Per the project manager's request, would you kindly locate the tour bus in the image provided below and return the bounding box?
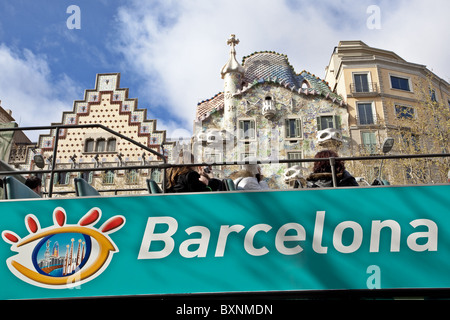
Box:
[0,124,449,300]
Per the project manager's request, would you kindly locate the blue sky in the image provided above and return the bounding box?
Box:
[0,0,449,141]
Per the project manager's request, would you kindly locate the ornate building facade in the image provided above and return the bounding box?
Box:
[193,35,349,188]
[14,73,175,196]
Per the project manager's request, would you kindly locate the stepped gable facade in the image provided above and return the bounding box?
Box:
[23,73,174,195]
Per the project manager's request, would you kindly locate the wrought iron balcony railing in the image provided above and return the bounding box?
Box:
[350,82,379,95]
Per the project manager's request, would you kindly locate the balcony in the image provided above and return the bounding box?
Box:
[349,82,379,97]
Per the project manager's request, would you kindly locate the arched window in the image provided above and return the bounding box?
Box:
[85,139,94,152]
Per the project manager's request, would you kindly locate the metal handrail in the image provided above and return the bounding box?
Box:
[349,82,379,94]
[1,124,449,195]
[3,153,445,173]
[1,154,448,193]
[0,124,167,197]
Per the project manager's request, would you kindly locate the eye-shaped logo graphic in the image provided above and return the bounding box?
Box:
[2,207,125,289]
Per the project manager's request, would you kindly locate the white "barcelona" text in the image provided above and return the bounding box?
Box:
[137,211,437,259]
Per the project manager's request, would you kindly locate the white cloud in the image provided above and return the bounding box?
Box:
[115,0,339,135]
[1,0,447,144]
[0,44,81,141]
[364,0,450,80]
[114,0,449,139]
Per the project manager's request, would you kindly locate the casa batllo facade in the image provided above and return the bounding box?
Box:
[193,35,349,189]
[17,73,174,196]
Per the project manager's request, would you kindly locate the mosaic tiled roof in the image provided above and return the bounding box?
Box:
[196,51,346,121]
[243,52,298,87]
[238,51,345,103]
[196,92,224,121]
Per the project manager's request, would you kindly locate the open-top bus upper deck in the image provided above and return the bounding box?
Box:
[1,125,449,300]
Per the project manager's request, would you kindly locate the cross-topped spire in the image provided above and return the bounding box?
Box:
[221,34,244,79]
[227,34,240,53]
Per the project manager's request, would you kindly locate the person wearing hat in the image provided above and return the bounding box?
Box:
[230,157,269,191]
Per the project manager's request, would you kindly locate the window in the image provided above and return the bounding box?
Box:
[395,104,415,119]
[204,151,222,164]
[240,152,255,161]
[60,172,70,185]
[357,102,375,125]
[151,169,162,183]
[78,171,93,184]
[102,170,115,184]
[85,137,116,153]
[239,120,255,140]
[390,76,410,91]
[317,115,340,130]
[85,139,94,152]
[54,172,70,185]
[401,132,420,152]
[287,152,302,167]
[96,138,106,152]
[285,118,302,139]
[361,132,377,154]
[107,138,116,152]
[354,73,370,92]
[125,169,139,184]
[319,116,333,130]
[430,89,437,102]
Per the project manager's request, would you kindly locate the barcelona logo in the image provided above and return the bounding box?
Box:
[2,207,125,289]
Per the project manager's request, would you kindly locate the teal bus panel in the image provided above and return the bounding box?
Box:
[0,185,448,299]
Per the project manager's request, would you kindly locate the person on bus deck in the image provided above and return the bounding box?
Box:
[306,150,359,188]
[25,176,42,195]
[199,165,223,191]
[231,158,270,191]
[166,151,217,193]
